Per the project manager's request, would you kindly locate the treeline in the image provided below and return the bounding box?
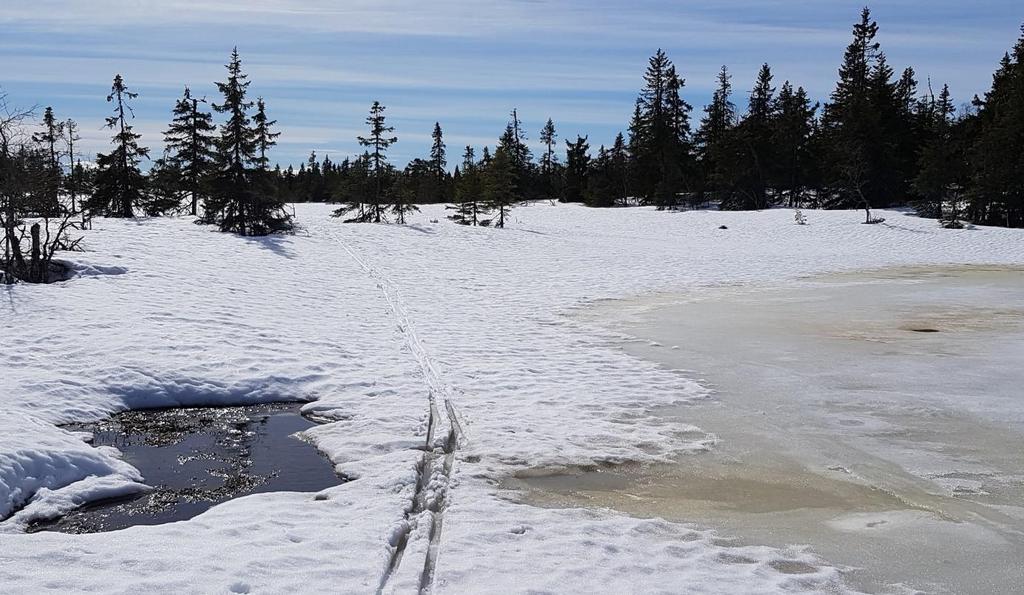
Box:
[4,8,1024,282]
[280,9,1024,229]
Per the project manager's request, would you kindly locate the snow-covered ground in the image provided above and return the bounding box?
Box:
[1,204,1021,593]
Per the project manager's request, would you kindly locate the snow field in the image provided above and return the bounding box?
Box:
[2,203,1022,592]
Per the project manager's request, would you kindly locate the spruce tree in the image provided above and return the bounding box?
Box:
[430,122,447,202]
[164,86,216,215]
[968,26,1024,227]
[633,49,692,208]
[820,8,912,213]
[563,135,590,203]
[498,109,533,197]
[63,118,81,213]
[253,97,280,173]
[539,118,559,199]
[771,82,819,206]
[351,101,398,223]
[449,145,487,225]
[721,63,777,210]
[32,106,63,214]
[203,48,291,235]
[484,146,517,228]
[913,84,963,225]
[91,74,149,218]
[695,66,736,205]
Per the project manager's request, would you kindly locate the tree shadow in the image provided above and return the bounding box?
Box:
[240,234,298,259]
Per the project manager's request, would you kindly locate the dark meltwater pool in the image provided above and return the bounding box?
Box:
[31,403,340,534]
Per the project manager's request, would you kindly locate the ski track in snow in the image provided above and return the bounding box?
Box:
[316,222,461,594]
[1,203,1022,593]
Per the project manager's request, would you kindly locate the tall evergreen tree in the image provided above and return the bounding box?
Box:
[429,122,447,202]
[253,97,280,173]
[449,145,487,225]
[968,26,1024,227]
[484,146,517,228]
[820,8,911,214]
[498,108,533,197]
[63,118,81,213]
[203,48,291,235]
[913,84,964,224]
[32,106,62,214]
[91,74,149,218]
[563,135,590,203]
[164,86,216,215]
[539,118,559,199]
[771,82,819,206]
[720,63,777,210]
[695,66,736,205]
[633,49,693,207]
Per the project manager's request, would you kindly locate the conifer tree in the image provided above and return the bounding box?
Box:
[913,84,963,225]
[344,101,399,223]
[483,146,517,228]
[820,8,911,213]
[429,122,447,202]
[633,49,692,208]
[203,48,291,235]
[695,66,736,204]
[563,135,590,203]
[968,26,1024,227]
[449,145,488,225]
[720,63,777,210]
[771,82,818,206]
[32,106,63,214]
[164,86,216,215]
[539,118,559,199]
[498,108,533,197]
[63,118,81,213]
[91,74,149,218]
[253,97,280,173]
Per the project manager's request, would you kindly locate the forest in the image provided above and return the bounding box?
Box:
[3,8,1024,284]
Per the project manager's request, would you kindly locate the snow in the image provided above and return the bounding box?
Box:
[2,203,1022,593]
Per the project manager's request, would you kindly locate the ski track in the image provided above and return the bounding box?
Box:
[317,223,462,595]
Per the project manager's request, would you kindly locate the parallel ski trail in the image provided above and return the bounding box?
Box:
[317,224,463,595]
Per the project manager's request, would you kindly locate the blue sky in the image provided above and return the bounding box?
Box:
[2,1,1021,169]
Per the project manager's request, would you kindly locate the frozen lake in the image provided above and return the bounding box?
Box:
[514,266,1024,594]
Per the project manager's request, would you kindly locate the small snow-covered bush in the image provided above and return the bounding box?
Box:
[794,209,808,225]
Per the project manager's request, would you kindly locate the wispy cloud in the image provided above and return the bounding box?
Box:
[2,0,1019,166]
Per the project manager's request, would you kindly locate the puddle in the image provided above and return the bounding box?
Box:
[543,266,1024,594]
[32,403,340,533]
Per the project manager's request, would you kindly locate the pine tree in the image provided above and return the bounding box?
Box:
[91,74,149,218]
[164,86,216,215]
[203,48,291,235]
